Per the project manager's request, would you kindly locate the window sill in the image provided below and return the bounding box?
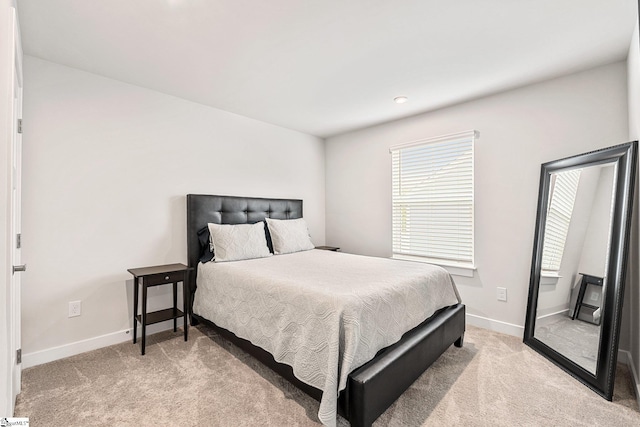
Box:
[392,255,476,277]
[540,272,561,286]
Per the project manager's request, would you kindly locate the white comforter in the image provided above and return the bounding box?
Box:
[193,249,460,426]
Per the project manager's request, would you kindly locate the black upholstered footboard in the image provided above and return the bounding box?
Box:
[342,303,465,427]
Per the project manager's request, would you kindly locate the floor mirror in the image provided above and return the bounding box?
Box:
[524,141,637,400]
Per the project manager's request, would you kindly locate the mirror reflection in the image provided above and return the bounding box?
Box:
[525,141,637,400]
[533,162,616,374]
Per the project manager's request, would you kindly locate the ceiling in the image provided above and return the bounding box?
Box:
[18,0,638,138]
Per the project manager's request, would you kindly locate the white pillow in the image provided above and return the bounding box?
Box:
[208,222,272,262]
[265,218,315,255]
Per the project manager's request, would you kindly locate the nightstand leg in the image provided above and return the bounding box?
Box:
[173,282,178,332]
[183,277,188,341]
[133,277,138,344]
[141,284,147,355]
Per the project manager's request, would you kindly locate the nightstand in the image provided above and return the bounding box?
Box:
[572,273,604,325]
[315,246,340,252]
[127,263,192,355]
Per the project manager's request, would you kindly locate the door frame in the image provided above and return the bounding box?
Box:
[8,2,23,414]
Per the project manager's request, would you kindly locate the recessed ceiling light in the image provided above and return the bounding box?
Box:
[394,96,408,104]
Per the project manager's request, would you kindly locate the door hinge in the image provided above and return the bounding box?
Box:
[16,233,21,249]
[16,349,21,364]
[17,118,22,134]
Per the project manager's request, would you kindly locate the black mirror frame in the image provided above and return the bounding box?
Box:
[524,141,638,400]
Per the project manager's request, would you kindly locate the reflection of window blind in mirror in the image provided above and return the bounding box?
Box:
[390,130,476,266]
[542,169,581,272]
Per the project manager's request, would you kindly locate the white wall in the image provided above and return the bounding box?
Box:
[325,62,629,335]
[21,56,325,360]
[577,166,615,278]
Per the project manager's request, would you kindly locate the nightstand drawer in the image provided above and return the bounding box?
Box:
[144,270,186,286]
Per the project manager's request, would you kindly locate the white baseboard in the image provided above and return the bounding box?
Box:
[22,320,176,369]
[466,313,524,337]
[618,349,640,410]
[536,308,570,320]
[23,313,524,368]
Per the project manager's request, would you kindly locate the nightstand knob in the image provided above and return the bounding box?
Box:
[165,275,170,280]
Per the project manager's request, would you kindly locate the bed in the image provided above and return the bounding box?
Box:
[186,194,465,427]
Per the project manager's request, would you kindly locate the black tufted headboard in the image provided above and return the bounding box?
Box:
[186,194,303,299]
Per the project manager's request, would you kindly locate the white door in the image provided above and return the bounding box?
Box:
[9,5,23,413]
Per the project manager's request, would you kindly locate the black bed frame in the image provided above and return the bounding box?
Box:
[186,194,465,427]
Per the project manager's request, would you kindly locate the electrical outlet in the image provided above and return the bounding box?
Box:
[497,287,507,302]
[68,300,81,318]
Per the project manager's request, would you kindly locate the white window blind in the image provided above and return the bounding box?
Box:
[541,169,581,272]
[391,130,476,267]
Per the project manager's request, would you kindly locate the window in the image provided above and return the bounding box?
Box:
[390,130,477,270]
[541,169,581,273]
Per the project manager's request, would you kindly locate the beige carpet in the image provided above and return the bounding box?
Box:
[15,325,640,426]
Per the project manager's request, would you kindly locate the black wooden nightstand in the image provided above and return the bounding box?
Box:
[127,263,192,355]
[572,273,604,325]
[315,246,340,252]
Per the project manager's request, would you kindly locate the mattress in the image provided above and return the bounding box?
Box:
[193,249,460,426]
